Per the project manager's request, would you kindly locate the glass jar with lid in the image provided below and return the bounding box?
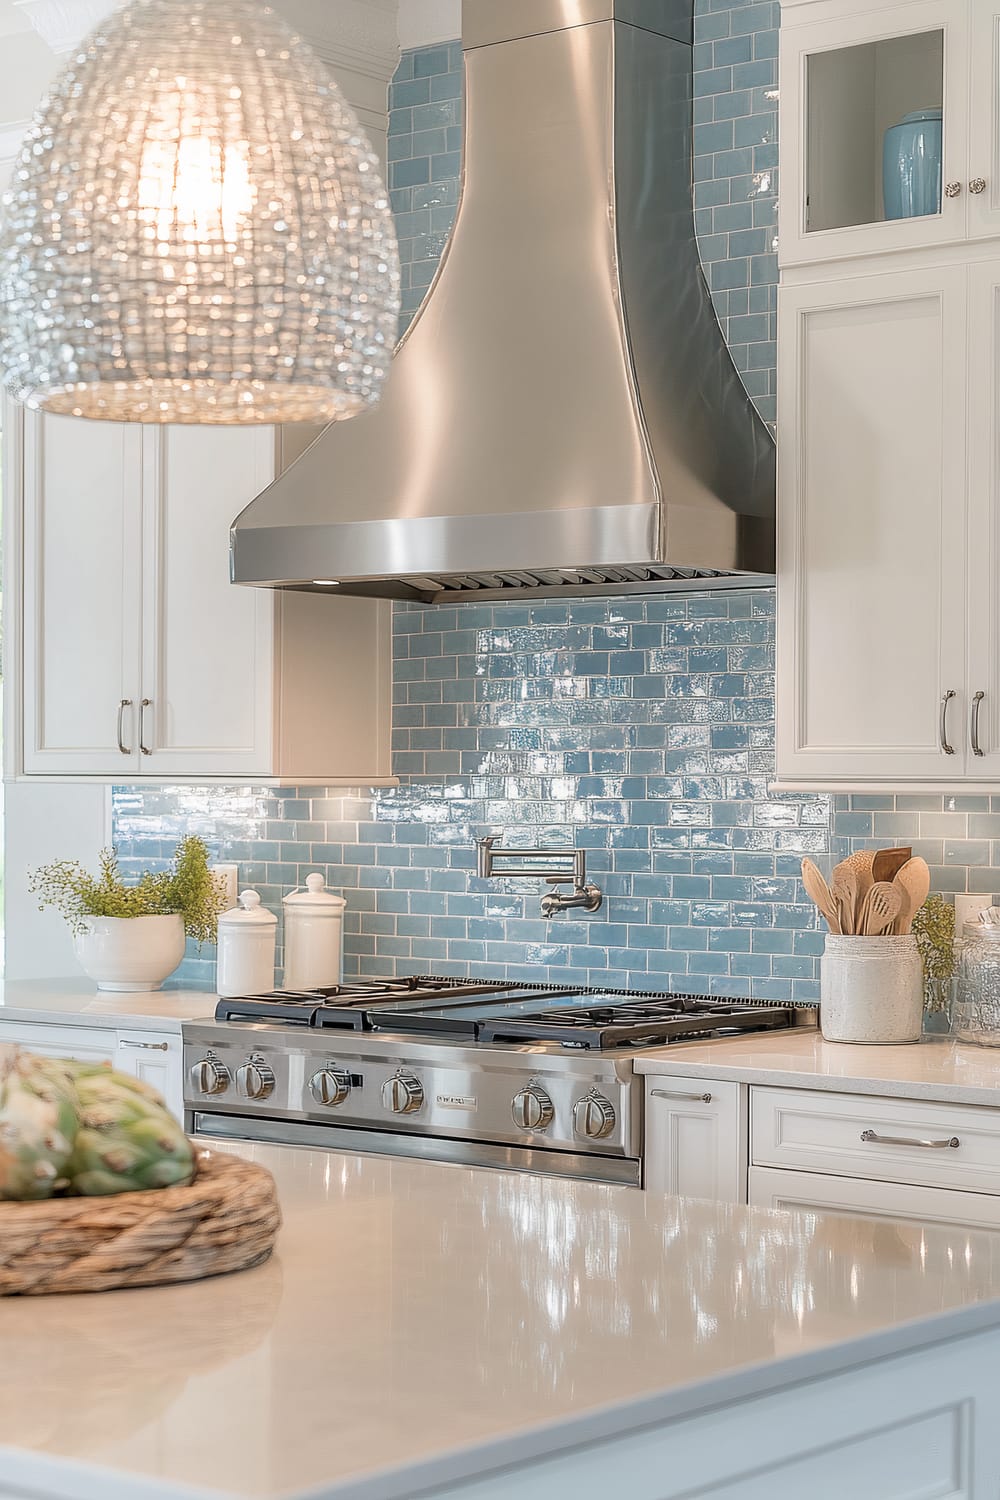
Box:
[953,921,1000,1047]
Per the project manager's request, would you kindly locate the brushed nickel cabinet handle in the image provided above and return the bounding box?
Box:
[118,1039,169,1052]
[944,181,963,198]
[117,699,133,756]
[940,690,956,755]
[140,698,153,756]
[971,177,988,194]
[651,1089,713,1104]
[861,1129,960,1150]
[972,691,986,757]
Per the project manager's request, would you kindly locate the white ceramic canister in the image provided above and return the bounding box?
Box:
[820,934,923,1044]
[216,891,278,998]
[283,874,347,989]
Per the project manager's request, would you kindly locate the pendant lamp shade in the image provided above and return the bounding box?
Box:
[0,0,401,424]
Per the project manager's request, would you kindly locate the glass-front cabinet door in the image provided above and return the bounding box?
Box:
[780,0,968,267]
[969,6,1000,240]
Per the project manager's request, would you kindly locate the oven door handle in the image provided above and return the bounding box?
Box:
[189,1111,642,1187]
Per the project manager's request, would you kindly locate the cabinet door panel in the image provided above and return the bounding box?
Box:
[965,263,1000,771]
[749,1166,1000,1232]
[141,426,275,776]
[21,412,142,774]
[776,267,968,782]
[779,0,968,269]
[644,1077,746,1202]
[116,1031,183,1120]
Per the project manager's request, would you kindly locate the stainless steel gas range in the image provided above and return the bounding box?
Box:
[184,979,796,1186]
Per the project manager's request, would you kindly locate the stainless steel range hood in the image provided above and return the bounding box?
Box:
[231,0,776,604]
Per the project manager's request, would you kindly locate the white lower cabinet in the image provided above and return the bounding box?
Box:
[114,1030,184,1121]
[643,1074,1000,1229]
[643,1076,747,1202]
[749,1166,1000,1232]
[0,1019,183,1121]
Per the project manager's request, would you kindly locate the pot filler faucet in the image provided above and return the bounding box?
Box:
[475,837,603,918]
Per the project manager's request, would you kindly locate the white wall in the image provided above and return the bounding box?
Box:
[398,0,461,49]
[4,785,110,977]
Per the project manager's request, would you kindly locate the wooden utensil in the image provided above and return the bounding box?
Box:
[801,858,840,933]
[831,866,861,935]
[838,849,876,911]
[891,857,931,934]
[859,882,903,936]
[872,846,912,885]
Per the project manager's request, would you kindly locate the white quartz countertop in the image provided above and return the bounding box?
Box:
[0,977,216,1032]
[3,1141,1000,1500]
[635,1026,1000,1104]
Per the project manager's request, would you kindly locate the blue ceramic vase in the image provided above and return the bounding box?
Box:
[883,108,943,220]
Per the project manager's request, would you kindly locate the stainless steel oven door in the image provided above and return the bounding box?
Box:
[190,1110,641,1187]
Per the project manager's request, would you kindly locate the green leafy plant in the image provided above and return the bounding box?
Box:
[911,892,956,1013]
[29,837,227,945]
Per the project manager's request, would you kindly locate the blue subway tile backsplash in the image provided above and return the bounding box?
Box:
[110,3,1000,999]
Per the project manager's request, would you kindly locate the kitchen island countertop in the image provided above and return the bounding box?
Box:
[3,1140,1000,1499]
[0,977,216,1032]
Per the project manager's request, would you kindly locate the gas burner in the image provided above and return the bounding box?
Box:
[476,996,796,1050]
[214,976,519,1026]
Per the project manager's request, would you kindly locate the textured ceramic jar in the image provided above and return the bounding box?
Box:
[820,935,923,1044]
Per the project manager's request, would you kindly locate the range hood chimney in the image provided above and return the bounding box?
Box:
[231,0,776,603]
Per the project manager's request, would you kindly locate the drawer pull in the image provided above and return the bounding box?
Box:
[651,1089,713,1104]
[861,1128,960,1150]
[118,1040,170,1052]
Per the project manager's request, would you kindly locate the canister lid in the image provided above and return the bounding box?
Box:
[964,919,1000,944]
[283,873,347,912]
[218,890,277,927]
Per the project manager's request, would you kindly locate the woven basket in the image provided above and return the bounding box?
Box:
[0,1149,280,1297]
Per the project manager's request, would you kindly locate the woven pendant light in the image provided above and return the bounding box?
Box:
[0,0,401,424]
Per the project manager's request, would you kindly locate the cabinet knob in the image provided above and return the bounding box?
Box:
[971,177,988,194]
[944,181,962,198]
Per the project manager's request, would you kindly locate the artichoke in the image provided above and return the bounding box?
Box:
[64,1065,194,1196]
[0,1048,79,1200]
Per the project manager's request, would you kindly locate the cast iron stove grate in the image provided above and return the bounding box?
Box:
[477,997,796,1050]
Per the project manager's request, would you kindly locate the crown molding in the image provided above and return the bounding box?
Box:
[283,0,400,85]
[12,0,119,55]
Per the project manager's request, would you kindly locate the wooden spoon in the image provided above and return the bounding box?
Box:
[872,846,912,885]
[891,857,931,934]
[831,866,860,936]
[860,882,903,936]
[801,858,840,933]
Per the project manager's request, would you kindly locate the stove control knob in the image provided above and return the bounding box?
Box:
[190,1057,230,1096]
[310,1068,351,1108]
[574,1091,616,1140]
[512,1085,554,1132]
[382,1072,424,1114]
[236,1059,275,1102]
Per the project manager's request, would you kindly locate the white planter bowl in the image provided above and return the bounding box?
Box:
[73,914,186,993]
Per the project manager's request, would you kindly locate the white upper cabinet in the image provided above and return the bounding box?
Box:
[20,414,142,776]
[776,265,969,782]
[776,0,1000,788]
[11,406,393,783]
[780,0,969,267]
